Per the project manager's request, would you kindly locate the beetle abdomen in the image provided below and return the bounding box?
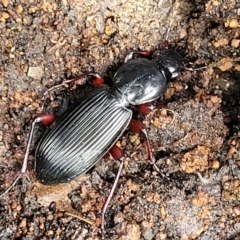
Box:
[35,86,132,184]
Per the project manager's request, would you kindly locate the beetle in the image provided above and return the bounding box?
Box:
[1,41,205,239]
[35,48,184,184]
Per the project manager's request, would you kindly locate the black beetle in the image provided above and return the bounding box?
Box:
[2,44,205,239]
[35,48,184,184]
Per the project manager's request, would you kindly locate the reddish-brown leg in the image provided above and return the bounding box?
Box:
[0,114,56,197]
[137,102,156,115]
[137,100,165,115]
[101,103,166,238]
[129,119,170,179]
[129,119,154,164]
[63,73,104,87]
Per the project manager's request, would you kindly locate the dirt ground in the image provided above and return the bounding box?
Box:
[0,0,240,239]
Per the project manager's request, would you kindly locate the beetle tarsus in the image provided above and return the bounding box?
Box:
[0,173,31,198]
[165,26,171,43]
[196,172,213,185]
[64,212,93,225]
[21,117,48,174]
[129,120,158,173]
[0,174,22,197]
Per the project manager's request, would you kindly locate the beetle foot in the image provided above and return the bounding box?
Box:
[0,173,30,198]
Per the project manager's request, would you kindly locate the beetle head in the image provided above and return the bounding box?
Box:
[153,49,184,80]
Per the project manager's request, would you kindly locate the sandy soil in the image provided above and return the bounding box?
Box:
[0,0,240,239]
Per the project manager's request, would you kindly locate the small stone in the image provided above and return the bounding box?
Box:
[1,12,9,19]
[159,232,167,240]
[231,39,240,48]
[27,66,44,79]
[160,206,167,219]
[228,19,239,28]
[212,160,220,169]
[47,214,54,221]
[19,218,27,228]
[105,26,115,36]
[179,29,187,39]
[214,38,229,48]
[16,205,22,212]
[1,0,9,7]
[217,57,233,72]
[46,230,54,236]
[16,4,23,13]
[233,206,240,216]
[235,64,240,71]
[28,6,38,13]
[213,1,220,6]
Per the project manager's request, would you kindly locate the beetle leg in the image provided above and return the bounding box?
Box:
[137,102,156,114]
[21,114,56,173]
[42,73,104,101]
[129,119,170,180]
[129,119,155,165]
[0,114,56,197]
[124,50,151,63]
[136,100,164,114]
[101,145,125,240]
[63,73,104,87]
[136,98,166,115]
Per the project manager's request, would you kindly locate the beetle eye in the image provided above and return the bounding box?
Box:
[171,72,179,78]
